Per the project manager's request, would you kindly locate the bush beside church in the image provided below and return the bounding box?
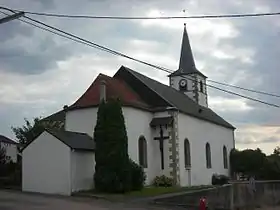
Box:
[93,98,145,193]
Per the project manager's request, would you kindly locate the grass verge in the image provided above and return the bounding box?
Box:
[75,185,213,201]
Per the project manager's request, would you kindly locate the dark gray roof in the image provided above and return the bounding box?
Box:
[47,130,95,151]
[22,130,94,152]
[150,117,173,127]
[118,66,234,129]
[0,135,18,145]
[169,24,206,78]
[41,109,65,123]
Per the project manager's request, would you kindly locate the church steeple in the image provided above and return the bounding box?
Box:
[168,24,208,107]
[178,23,197,74]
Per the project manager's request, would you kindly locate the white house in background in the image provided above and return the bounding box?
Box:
[0,135,18,163]
[22,130,94,196]
[22,24,235,196]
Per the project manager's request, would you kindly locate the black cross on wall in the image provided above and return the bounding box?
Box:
[154,125,169,170]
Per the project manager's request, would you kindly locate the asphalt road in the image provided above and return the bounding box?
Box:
[0,190,186,210]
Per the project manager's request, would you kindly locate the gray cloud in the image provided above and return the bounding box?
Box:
[0,0,280,154]
[237,136,280,145]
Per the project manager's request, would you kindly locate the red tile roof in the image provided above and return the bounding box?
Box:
[69,74,150,110]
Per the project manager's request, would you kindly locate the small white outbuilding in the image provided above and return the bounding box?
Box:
[22,129,95,196]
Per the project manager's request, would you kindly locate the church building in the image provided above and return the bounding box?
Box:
[22,25,235,195]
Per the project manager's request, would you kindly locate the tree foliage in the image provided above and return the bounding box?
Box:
[12,117,63,147]
[94,99,145,193]
[273,146,280,156]
[94,99,130,193]
[230,147,280,180]
[0,145,6,165]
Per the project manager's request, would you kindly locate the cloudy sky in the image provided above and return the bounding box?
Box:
[0,0,279,154]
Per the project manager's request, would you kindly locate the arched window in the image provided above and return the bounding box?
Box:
[184,139,191,168]
[200,81,204,93]
[138,136,148,168]
[223,146,228,169]
[206,142,212,168]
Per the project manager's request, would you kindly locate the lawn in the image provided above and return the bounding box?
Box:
[76,185,213,201]
[127,185,212,197]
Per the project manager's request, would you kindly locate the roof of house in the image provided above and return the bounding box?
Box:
[68,73,150,111]
[22,130,95,152]
[47,130,95,151]
[0,135,18,145]
[115,66,234,129]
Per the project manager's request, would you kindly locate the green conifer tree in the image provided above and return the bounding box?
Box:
[94,99,131,193]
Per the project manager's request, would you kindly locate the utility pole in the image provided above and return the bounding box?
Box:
[0,11,24,25]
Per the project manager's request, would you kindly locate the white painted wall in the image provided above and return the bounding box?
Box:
[169,74,208,107]
[71,150,95,192]
[170,75,193,94]
[177,113,234,186]
[66,108,97,137]
[22,131,72,195]
[66,107,168,185]
[196,75,208,107]
[0,142,17,162]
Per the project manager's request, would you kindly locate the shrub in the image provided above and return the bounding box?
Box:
[94,99,132,193]
[129,159,146,191]
[212,173,229,185]
[152,175,173,187]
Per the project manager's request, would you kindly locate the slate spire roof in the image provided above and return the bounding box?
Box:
[169,24,206,78]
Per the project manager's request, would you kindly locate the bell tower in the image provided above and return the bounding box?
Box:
[169,24,208,107]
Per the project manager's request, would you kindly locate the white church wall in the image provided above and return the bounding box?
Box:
[70,150,95,193]
[65,107,162,185]
[169,76,193,93]
[196,75,207,107]
[22,131,71,195]
[65,108,98,137]
[124,107,160,184]
[177,113,234,186]
[169,75,208,107]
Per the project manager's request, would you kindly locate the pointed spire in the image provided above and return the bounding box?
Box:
[178,23,197,73]
[168,24,207,78]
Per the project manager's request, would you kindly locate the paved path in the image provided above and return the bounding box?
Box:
[0,190,188,210]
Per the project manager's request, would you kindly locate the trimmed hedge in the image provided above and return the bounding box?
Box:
[211,173,229,185]
[152,175,173,187]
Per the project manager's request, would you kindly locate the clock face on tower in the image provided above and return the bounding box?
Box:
[179,79,187,91]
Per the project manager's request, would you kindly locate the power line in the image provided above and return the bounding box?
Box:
[1,11,279,108]
[208,80,280,98]
[0,11,109,51]
[2,6,280,99]
[3,6,280,20]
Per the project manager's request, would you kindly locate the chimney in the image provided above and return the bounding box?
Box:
[99,80,106,102]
